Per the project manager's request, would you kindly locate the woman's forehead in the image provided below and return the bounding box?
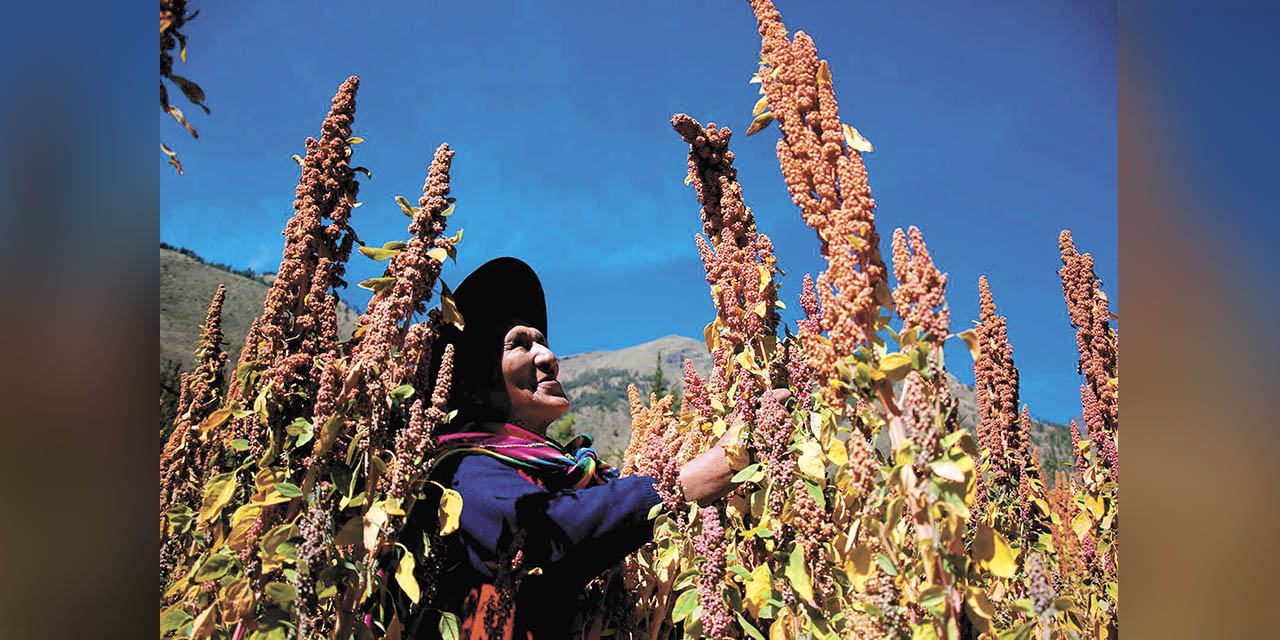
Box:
[501,319,545,342]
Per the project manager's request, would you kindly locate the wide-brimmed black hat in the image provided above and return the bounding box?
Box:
[432,257,548,425]
[450,256,547,341]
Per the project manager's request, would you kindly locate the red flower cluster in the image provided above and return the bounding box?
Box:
[1047,473,1088,593]
[682,359,712,425]
[225,76,362,462]
[973,277,1032,499]
[310,143,456,478]
[1058,231,1117,433]
[792,477,836,596]
[749,0,890,406]
[693,506,730,640]
[890,226,950,342]
[753,390,793,514]
[160,284,228,578]
[673,114,780,401]
[389,343,454,501]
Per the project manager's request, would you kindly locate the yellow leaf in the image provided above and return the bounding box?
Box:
[291,154,304,165]
[752,95,770,117]
[973,523,1018,578]
[426,247,448,263]
[842,123,873,153]
[753,300,768,317]
[798,440,825,482]
[357,246,400,261]
[313,412,346,457]
[847,545,873,590]
[198,472,236,523]
[769,616,788,640]
[684,171,694,186]
[736,349,757,374]
[440,282,465,331]
[347,136,364,144]
[743,564,772,617]
[723,442,750,472]
[704,321,719,354]
[965,587,994,634]
[254,467,286,492]
[825,438,848,466]
[358,276,396,292]
[879,353,913,381]
[220,578,255,626]
[396,547,421,604]
[816,60,831,85]
[198,407,232,434]
[1072,511,1092,540]
[226,503,263,550]
[190,604,217,640]
[955,329,981,361]
[438,488,463,536]
[364,501,389,552]
[746,111,775,136]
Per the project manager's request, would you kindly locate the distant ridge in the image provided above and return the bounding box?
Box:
[158,249,1072,475]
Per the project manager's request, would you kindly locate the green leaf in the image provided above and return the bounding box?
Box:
[193,553,235,582]
[334,516,363,546]
[731,462,763,483]
[647,502,664,520]
[160,603,193,633]
[395,196,418,217]
[265,581,297,603]
[919,585,946,611]
[438,612,460,640]
[229,438,250,451]
[383,240,408,250]
[879,352,913,381]
[357,246,400,261]
[671,588,699,622]
[441,203,456,217]
[390,384,415,402]
[876,553,899,576]
[785,544,815,605]
[737,613,767,640]
[274,482,303,498]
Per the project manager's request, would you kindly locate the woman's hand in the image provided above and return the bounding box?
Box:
[679,388,792,507]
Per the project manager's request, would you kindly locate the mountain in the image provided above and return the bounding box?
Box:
[159,246,1072,476]
[551,336,1073,478]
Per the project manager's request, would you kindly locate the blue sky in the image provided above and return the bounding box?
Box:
[161,0,1116,425]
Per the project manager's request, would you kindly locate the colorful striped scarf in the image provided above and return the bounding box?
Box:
[431,422,618,491]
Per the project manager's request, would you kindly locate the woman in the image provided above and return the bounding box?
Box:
[404,258,767,639]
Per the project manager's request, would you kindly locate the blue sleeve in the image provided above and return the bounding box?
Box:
[446,454,662,583]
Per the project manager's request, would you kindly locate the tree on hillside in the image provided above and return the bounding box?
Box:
[648,351,667,398]
[548,411,576,445]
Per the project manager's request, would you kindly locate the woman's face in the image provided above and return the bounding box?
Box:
[500,323,569,432]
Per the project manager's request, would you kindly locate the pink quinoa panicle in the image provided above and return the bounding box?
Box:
[749,0,890,408]
[973,276,1034,508]
[672,114,780,410]
[1058,230,1118,445]
[890,226,950,342]
[313,143,456,468]
[693,506,731,640]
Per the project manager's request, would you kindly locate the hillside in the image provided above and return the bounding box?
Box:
[550,335,1074,478]
[161,246,362,375]
[159,249,1072,476]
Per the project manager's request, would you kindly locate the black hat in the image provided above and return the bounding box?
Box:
[450,256,547,341]
[432,257,548,425]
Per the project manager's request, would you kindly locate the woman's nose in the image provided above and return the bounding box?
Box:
[533,343,558,374]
